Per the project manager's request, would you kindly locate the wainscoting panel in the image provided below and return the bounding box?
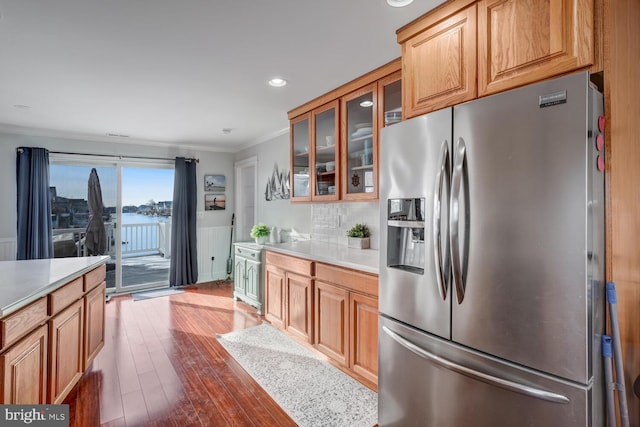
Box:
[197,226,232,282]
[0,238,16,261]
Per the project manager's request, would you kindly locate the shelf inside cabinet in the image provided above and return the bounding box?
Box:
[316,145,336,152]
[295,151,310,157]
[352,165,374,170]
[350,133,373,142]
[317,171,336,177]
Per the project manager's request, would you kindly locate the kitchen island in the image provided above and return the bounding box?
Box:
[0,256,109,404]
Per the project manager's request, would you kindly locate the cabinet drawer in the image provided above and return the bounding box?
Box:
[1,297,48,350]
[235,245,262,260]
[316,263,378,297]
[49,277,84,315]
[84,264,106,292]
[266,251,314,277]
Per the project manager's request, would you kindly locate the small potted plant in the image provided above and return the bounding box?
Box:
[250,223,271,245]
[346,223,371,249]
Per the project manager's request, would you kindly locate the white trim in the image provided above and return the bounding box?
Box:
[234,156,259,243]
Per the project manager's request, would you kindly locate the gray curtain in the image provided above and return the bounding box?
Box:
[169,157,198,286]
[16,147,53,260]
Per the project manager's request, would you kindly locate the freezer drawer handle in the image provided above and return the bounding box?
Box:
[433,139,450,301]
[450,137,467,304]
[382,326,570,405]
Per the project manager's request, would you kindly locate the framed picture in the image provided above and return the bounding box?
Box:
[205,194,225,211]
[204,174,225,193]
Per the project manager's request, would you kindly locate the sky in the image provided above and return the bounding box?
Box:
[50,165,174,207]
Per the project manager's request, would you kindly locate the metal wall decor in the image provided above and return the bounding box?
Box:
[265,163,290,201]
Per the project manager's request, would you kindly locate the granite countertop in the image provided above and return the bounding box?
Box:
[0,256,109,317]
[246,240,379,275]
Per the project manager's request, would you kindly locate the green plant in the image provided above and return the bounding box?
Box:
[250,223,271,238]
[346,223,370,238]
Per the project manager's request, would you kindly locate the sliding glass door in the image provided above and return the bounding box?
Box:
[50,163,118,288]
[50,156,174,293]
[120,166,174,291]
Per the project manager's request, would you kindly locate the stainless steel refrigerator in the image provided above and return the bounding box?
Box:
[378,72,605,426]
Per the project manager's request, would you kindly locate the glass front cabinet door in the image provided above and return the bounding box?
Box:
[341,84,378,200]
[379,71,402,128]
[290,113,311,201]
[312,101,339,201]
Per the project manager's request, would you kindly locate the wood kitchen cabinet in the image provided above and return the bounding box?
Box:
[288,59,401,203]
[0,261,106,405]
[265,264,286,329]
[311,100,340,201]
[285,272,314,343]
[341,84,378,200]
[315,262,379,386]
[399,1,477,119]
[397,0,597,115]
[49,299,84,404]
[83,282,105,370]
[315,280,349,366]
[0,325,48,404]
[349,292,378,384]
[477,0,595,96]
[265,252,315,343]
[290,113,312,201]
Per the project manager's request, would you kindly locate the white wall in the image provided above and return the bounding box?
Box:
[234,132,381,247]
[0,132,236,240]
[234,132,311,240]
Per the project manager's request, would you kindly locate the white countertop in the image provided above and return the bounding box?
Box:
[0,256,109,317]
[254,240,379,275]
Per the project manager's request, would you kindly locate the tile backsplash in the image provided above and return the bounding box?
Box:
[311,202,380,249]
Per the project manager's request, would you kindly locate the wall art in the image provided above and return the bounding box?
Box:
[204,174,225,193]
[265,163,290,201]
[205,194,225,211]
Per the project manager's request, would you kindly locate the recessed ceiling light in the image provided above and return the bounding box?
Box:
[387,0,414,7]
[360,100,374,107]
[13,104,31,110]
[268,78,287,87]
[222,128,232,134]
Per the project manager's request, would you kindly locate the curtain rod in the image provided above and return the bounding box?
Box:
[16,148,199,163]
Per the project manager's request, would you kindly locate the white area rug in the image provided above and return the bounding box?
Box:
[217,323,377,427]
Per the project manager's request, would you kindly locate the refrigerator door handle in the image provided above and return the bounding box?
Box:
[433,139,449,301]
[382,326,570,404]
[450,137,466,304]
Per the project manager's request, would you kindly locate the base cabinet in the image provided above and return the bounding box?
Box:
[0,325,48,404]
[49,299,84,404]
[265,251,378,387]
[0,263,106,405]
[233,243,264,314]
[285,272,313,343]
[265,252,315,343]
[350,292,378,384]
[315,281,349,366]
[315,262,378,386]
[265,264,286,329]
[84,282,106,370]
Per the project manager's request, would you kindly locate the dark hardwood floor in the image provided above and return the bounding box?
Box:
[64,281,296,426]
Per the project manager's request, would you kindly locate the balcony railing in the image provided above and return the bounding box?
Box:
[52,221,171,259]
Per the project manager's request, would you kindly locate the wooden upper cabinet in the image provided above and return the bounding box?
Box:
[477,0,594,95]
[341,83,378,201]
[312,100,340,201]
[400,3,477,118]
[290,113,312,202]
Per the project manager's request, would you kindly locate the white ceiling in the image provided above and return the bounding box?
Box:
[0,0,444,152]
